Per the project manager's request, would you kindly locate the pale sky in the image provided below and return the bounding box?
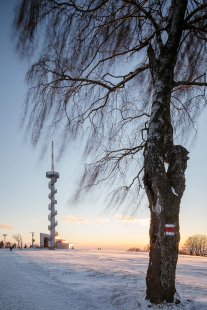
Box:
[0,1,206,250]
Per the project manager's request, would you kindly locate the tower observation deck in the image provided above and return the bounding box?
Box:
[46,141,59,249]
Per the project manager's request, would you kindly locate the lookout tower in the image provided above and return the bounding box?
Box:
[46,141,59,249]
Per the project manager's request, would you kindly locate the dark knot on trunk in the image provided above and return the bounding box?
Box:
[170,145,189,170]
[167,145,189,196]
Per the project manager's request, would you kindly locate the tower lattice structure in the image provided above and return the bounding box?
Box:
[46,141,59,249]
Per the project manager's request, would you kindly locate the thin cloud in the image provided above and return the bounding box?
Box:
[62,215,88,224]
[95,217,111,224]
[114,215,150,227]
[114,215,139,223]
[0,224,13,230]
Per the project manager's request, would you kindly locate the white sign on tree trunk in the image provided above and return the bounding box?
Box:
[164,224,175,236]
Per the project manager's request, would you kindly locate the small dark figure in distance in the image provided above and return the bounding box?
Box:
[10,246,13,252]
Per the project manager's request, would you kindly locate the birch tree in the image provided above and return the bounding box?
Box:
[13,234,23,249]
[14,0,207,304]
[184,234,207,256]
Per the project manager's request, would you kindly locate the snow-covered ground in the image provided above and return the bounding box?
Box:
[0,249,206,310]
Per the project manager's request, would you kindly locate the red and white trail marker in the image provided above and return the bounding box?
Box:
[164,224,175,236]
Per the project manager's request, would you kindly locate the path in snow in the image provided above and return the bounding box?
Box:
[0,249,206,310]
[0,250,73,310]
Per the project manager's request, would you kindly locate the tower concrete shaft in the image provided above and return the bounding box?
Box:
[46,141,59,249]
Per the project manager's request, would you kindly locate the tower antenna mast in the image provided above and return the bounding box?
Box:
[51,140,54,171]
[46,141,59,249]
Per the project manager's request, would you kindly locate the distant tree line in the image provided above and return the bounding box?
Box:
[0,241,12,248]
[180,234,207,256]
[0,234,24,249]
[0,241,17,248]
[127,236,207,256]
[128,245,150,252]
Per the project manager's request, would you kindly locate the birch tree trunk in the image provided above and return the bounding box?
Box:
[144,0,189,303]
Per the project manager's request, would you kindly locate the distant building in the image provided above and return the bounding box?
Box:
[69,243,75,250]
[40,233,71,249]
[46,141,59,249]
[56,239,69,249]
[40,233,50,248]
[42,142,74,250]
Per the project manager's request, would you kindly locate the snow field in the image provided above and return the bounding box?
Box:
[0,249,206,310]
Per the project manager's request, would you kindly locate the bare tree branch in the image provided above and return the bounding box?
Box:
[174,81,207,87]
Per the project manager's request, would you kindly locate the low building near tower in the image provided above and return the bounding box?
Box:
[40,233,71,249]
[40,233,50,248]
[56,238,70,249]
